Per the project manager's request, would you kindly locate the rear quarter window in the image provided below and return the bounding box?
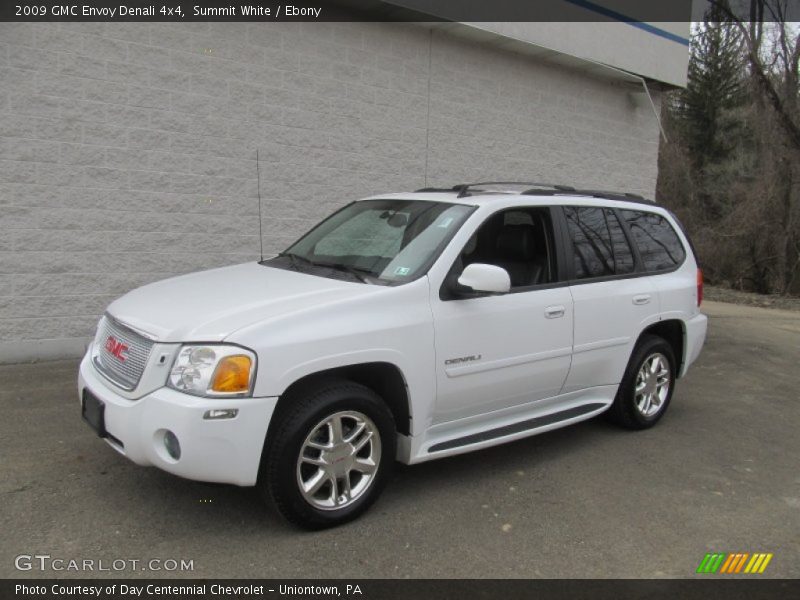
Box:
[620,209,686,272]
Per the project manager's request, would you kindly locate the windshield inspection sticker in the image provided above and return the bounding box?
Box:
[394,267,411,276]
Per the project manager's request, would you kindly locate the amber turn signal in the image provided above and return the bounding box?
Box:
[210,355,252,393]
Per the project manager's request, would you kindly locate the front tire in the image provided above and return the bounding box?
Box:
[607,335,676,430]
[259,380,396,529]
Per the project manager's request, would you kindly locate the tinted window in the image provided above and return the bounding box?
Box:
[564,207,635,278]
[621,210,686,272]
[503,211,534,226]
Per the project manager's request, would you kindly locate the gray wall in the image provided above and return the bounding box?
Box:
[0,22,662,362]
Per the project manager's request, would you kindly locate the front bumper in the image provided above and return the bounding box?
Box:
[78,350,278,486]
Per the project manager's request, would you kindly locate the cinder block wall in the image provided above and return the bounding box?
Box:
[0,22,661,361]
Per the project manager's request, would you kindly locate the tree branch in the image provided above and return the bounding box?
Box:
[708,0,800,150]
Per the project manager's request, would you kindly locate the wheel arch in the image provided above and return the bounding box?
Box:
[637,319,686,377]
[269,361,412,437]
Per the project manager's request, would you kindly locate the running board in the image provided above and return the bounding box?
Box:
[427,403,607,453]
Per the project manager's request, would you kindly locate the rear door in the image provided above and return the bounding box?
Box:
[558,205,660,393]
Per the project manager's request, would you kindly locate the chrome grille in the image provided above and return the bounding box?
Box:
[93,317,154,390]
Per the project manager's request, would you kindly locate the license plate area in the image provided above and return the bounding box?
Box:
[82,389,107,438]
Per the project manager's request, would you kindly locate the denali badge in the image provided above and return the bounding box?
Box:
[445,354,482,365]
[105,336,129,362]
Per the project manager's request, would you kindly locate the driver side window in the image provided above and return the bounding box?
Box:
[454,207,558,290]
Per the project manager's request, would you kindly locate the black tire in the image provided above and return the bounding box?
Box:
[258,379,396,530]
[607,334,676,430]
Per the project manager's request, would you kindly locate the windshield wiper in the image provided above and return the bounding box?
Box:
[319,262,372,284]
[277,252,372,284]
[278,252,315,269]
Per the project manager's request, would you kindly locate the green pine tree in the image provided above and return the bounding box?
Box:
[675,8,747,173]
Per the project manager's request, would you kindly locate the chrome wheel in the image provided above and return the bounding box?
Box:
[634,352,671,417]
[296,410,381,511]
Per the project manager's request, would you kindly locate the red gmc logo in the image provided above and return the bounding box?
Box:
[105,336,129,362]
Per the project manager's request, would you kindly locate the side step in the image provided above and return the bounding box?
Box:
[428,403,606,453]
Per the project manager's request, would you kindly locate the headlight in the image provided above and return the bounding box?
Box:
[168,345,256,397]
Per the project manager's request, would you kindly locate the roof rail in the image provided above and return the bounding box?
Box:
[580,189,645,200]
[452,181,576,198]
[413,182,654,204]
[521,188,652,203]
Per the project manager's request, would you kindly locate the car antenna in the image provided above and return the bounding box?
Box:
[256,148,264,262]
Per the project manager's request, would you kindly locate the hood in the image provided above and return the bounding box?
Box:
[106,262,377,342]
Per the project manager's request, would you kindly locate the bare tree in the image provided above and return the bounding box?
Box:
[710,0,800,147]
[700,0,800,293]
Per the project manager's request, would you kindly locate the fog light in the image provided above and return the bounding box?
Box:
[163,430,181,460]
[203,408,239,420]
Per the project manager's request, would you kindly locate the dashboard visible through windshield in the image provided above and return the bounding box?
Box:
[263,199,475,285]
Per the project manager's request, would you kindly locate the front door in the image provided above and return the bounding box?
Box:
[430,207,574,424]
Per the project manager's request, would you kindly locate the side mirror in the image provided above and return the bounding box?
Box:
[456,263,511,295]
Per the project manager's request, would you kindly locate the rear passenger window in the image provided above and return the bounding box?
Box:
[621,210,686,272]
[564,207,635,279]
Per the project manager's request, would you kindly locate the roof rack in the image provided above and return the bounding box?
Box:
[413,182,654,204]
[521,188,651,202]
[452,182,576,198]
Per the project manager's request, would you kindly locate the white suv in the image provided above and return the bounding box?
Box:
[79,182,707,529]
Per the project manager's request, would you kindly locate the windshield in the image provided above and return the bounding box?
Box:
[270,199,474,284]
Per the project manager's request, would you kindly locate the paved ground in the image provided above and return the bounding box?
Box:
[1,300,798,579]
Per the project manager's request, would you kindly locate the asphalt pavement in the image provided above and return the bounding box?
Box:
[1,300,798,578]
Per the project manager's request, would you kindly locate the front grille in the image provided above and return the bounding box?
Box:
[93,316,154,390]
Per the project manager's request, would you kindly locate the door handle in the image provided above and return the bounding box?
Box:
[545,305,565,319]
[632,294,652,306]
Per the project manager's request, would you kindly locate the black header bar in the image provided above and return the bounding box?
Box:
[4,579,800,600]
[2,0,697,23]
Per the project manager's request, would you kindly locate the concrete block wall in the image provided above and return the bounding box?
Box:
[0,22,661,362]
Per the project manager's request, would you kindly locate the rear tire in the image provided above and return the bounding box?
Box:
[607,335,676,430]
[258,380,395,530]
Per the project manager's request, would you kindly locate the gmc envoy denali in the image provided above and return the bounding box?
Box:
[79,182,707,529]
